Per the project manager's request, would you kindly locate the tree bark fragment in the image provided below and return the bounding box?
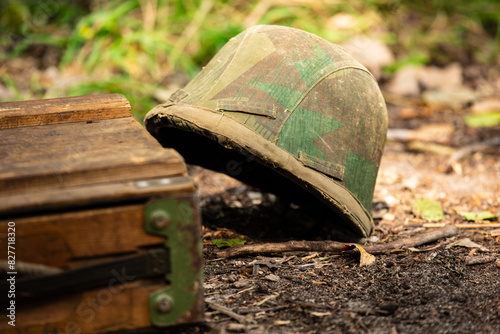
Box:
[217,224,458,258]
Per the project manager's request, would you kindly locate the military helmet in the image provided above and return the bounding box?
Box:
[145,25,388,238]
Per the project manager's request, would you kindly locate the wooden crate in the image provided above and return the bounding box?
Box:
[0,94,203,333]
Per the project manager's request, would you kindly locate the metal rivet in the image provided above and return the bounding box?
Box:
[156,296,172,314]
[152,212,170,229]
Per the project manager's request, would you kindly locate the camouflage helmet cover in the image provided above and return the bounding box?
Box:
[145,25,388,237]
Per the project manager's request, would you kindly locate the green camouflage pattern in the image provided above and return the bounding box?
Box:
[161,25,387,214]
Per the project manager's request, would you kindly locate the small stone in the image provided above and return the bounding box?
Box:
[403,175,419,190]
[379,301,399,315]
[227,274,238,283]
[247,191,263,201]
[341,35,395,79]
[422,88,477,110]
[417,63,463,90]
[203,283,216,289]
[267,193,277,203]
[385,66,420,96]
[264,274,280,282]
[382,213,395,221]
[229,201,243,208]
[233,279,250,288]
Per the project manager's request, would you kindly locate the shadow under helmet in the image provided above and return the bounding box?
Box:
[145,25,388,238]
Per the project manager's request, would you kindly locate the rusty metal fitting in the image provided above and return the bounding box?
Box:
[152,212,170,229]
[155,295,172,314]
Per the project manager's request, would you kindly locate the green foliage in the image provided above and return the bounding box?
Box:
[459,211,498,222]
[413,199,445,222]
[63,76,158,123]
[383,52,430,74]
[378,0,500,66]
[0,74,23,100]
[212,238,246,248]
[464,112,500,128]
[1,0,499,117]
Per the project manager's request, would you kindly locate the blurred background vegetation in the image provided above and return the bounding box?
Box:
[1,0,499,119]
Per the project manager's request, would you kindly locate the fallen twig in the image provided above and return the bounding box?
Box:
[387,125,453,145]
[407,223,500,229]
[407,141,455,156]
[217,224,458,258]
[448,136,500,166]
[206,301,255,324]
[465,256,498,266]
[239,305,289,314]
[365,224,458,253]
[253,294,279,306]
[381,90,426,107]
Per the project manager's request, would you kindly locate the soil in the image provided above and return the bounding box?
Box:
[179,105,500,334]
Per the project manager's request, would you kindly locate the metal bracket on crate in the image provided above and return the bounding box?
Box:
[144,197,203,327]
[0,249,169,306]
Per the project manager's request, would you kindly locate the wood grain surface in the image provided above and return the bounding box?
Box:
[0,94,130,130]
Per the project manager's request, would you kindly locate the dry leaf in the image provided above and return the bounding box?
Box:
[449,238,489,252]
[356,245,376,267]
[341,244,376,266]
[422,87,477,110]
[417,63,463,90]
[490,228,500,237]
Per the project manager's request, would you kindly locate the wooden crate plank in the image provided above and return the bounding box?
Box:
[0,176,195,216]
[0,204,165,267]
[0,117,188,196]
[0,280,160,334]
[0,94,131,130]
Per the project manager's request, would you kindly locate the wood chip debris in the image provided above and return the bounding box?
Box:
[206,301,256,324]
[225,286,256,299]
[310,311,332,317]
[253,293,279,306]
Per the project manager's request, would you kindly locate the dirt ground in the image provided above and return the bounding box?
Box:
[177,104,500,334]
